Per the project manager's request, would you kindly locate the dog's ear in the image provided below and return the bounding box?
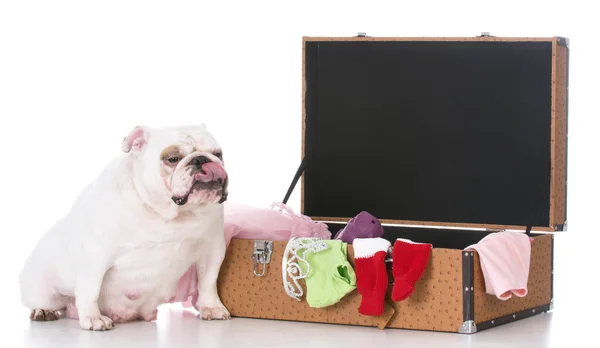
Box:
[121,126,149,153]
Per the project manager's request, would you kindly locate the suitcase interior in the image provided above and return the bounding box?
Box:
[300,37,568,232]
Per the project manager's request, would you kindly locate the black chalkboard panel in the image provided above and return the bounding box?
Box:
[302,40,553,228]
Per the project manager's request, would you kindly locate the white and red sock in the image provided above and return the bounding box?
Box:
[353,238,391,316]
[391,238,433,302]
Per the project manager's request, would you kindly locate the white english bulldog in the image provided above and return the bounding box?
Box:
[19,124,231,330]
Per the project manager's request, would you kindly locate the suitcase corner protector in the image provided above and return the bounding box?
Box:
[556,36,569,48]
[458,320,477,334]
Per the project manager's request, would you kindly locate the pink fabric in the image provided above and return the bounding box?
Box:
[223,202,331,246]
[465,232,532,301]
[174,201,332,308]
[174,264,199,308]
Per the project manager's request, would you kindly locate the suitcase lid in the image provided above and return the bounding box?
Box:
[292,34,568,233]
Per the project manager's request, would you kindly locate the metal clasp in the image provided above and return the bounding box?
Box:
[252,240,273,277]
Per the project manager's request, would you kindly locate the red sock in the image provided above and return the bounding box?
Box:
[391,238,432,302]
[352,238,391,316]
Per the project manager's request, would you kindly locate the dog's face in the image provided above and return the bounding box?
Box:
[121,124,228,207]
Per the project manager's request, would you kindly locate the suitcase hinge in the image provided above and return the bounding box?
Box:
[555,220,567,231]
[252,240,273,277]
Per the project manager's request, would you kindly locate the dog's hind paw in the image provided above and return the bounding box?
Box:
[30,309,60,321]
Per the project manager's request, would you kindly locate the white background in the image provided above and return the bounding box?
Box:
[1,0,598,346]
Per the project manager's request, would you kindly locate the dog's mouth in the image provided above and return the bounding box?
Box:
[171,161,228,206]
[171,179,227,206]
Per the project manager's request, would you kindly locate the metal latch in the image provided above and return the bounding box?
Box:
[252,240,273,277]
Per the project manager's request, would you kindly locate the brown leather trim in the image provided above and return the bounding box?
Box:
[549,39,569,229]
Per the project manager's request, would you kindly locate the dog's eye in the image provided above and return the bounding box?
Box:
[167,157,180,164]
[213,152,222,159]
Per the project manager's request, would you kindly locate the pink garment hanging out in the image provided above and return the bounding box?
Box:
[174,201,332,308]
[223,201,332,246]
[464,232,532,301]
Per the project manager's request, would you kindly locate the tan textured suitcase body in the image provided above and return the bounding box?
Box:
[217,34,568,334]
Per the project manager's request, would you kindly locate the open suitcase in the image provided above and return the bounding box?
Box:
[216,33,569,334]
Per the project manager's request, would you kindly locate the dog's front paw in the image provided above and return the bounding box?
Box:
[30,309,60,321]
[199,306,231,321]
[79,315,114,331]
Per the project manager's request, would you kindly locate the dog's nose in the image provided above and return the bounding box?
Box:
[191,156,210,169]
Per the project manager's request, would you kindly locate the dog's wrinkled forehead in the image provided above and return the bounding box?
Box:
[152,125,220,155]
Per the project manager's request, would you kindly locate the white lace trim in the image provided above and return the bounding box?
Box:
[282,237,329,301]
[353,237,391,259]
[396,238,432,247]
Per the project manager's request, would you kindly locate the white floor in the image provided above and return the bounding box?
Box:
[5,232,598,348]
[3,303,590,348]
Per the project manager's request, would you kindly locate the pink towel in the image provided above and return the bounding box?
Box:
[465,232,532,301]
